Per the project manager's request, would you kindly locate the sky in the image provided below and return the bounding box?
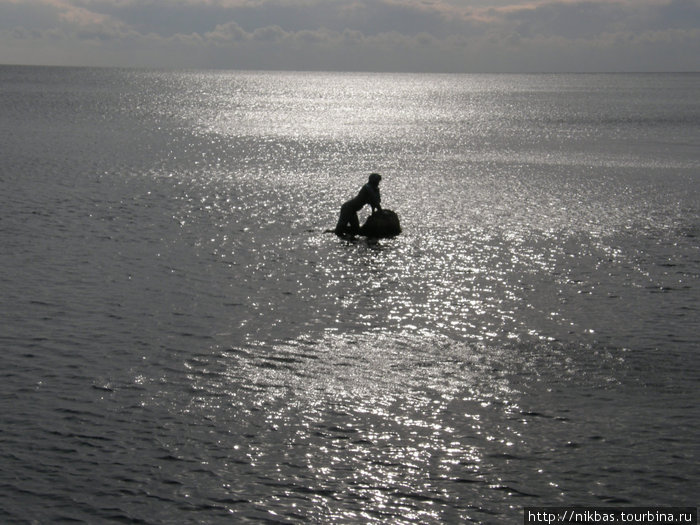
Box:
[1,0,699,73]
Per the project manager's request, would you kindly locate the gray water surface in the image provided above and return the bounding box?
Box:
[1,67,698,523]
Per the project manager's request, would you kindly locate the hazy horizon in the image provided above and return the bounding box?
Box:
[1,63,699,75]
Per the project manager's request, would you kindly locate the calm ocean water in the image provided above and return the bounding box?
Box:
[0,66,698,523]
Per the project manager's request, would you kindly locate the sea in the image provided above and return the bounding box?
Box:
[0,66,698,524]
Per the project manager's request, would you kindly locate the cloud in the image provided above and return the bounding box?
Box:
[0,0,698,71]
[655,0,700,30]
[501,1,630,39]
[0,0,63,32]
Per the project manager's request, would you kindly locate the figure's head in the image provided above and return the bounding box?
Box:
[368,173,381,186]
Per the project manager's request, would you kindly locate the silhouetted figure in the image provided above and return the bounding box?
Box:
[334,173,382,237]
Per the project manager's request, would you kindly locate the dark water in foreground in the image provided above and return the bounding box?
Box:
[1,67,698,523]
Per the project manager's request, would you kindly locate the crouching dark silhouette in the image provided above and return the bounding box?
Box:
[359,209,402,238]
[328,173,401,239]
[334,173,382,237]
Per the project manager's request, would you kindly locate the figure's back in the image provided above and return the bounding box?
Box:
[347,184,380,212]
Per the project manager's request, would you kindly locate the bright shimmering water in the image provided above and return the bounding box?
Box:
[1,67,698,523]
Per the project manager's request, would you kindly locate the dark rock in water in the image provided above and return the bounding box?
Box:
[359,209,402,238]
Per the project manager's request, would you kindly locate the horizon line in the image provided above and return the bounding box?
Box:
[1,62,698,76]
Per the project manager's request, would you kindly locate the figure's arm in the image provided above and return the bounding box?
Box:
[364,184,382,213]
